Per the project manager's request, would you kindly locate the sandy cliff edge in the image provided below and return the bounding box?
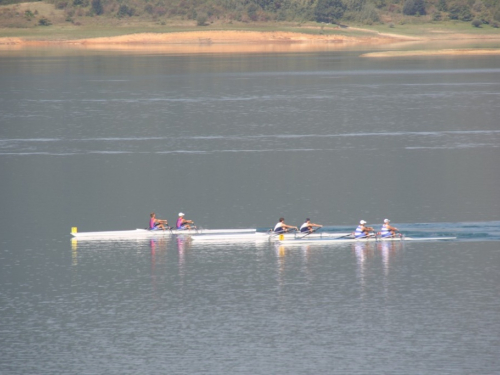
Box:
[1,29,499,55]
[0,30,407,46]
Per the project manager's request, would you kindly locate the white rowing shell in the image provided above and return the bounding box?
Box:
[72,228,255,239]
[190,232,353,242]
[278,236,457,245]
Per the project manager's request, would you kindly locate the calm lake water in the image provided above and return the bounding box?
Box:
[1,47,500,374]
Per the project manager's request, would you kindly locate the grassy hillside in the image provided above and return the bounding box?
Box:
[0,0,499,40]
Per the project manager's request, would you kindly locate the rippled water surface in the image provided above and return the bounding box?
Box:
[1,50,500,374]
[2,236,500,374]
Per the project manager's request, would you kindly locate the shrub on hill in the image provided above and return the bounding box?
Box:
[38,16,51,25]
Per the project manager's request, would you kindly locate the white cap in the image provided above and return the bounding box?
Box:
[178,212,185,216]
[360,220,367,225]
[384,219,390,223]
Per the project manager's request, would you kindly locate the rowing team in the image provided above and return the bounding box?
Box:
[149,212,195,231]
[274,218,400,238]
[150,212,399,238]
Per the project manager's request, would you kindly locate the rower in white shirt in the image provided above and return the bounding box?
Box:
[354,220,375,238]
[299,218,323,233]
[379,219,400,238]
[274,218,298,234]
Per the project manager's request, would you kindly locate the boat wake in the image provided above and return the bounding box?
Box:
[316,221,500,242]
[2,130,500,155]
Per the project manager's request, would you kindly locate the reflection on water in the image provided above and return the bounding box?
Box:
[176,235,191,272]
[150,237,169,263]
[274,243,286,295]
[273,239,406,301]
[378,240,402,276]
[2,236,500,374]
[71,238,78,266]
[150,237,169,296]
[353,242,374,297]
[352,241,403,297]
[0,40,409,55]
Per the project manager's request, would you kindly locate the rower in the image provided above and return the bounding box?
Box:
[300,218,323,233]
[379,219,400,238]
[149,212,168,231]
[176,212,194,230]
[274,218,298,234]
[354,220,375,238]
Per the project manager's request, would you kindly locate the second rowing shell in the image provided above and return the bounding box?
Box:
[190,232,353,242]
[277,236,457,245]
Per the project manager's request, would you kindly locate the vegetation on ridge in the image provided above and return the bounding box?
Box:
[1,0,499,31]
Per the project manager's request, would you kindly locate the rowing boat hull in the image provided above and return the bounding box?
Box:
[190,232,353,242]
[71,228,256,239]
[278,236,457,245]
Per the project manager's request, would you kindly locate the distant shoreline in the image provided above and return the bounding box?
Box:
[2,0,500,55]
[0,29,409,45]
[1,28,500,56]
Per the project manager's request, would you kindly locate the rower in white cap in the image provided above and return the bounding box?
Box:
[379,219,400,238]
[176,212,195,230]
[354,220,375,238]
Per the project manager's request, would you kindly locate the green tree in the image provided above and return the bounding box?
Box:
[403,0,426,15]
[448,2,462,19]
[253,0,274,11]
[345,0,365,12]
[372,0,386,9]
[358,3,379,23]
[448,1,472,21]
[460,7,472,21]
[247,3,259,20]
[117,4,135,17]
[314,0,346,23]
[91,0,103,15]
[73,0,88,6]
[437,0,447,11]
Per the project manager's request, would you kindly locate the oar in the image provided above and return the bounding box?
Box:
[336,232,355,239]
[270,231,285,238]
[270,227,297,238]
[185,220,197,232]
[147,222,170,231]
[299,226,321,239]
